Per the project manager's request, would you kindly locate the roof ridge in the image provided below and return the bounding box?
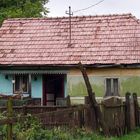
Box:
[5,13,134,21]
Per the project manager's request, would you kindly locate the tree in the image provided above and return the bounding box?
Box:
[78,62,110,136]
[0,0,49,25]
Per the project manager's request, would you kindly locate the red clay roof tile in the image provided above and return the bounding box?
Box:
[0,13,140,65]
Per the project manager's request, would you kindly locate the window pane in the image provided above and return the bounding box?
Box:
[106,79,111,96]
[113,79,119,96]
[15,75,20,92]
[22,75,28,92]
[14,74,29,93]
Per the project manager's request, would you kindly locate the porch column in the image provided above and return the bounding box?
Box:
[12,75,15,94]
[29,74,32,98]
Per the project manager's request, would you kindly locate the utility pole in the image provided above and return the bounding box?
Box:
[66,6,73,47]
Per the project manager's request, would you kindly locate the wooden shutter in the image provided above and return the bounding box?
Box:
[113,78,119,96]
[106,78,111,96]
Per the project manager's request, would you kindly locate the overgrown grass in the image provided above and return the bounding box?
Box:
[1,113,140,140]
[110,129,140,140]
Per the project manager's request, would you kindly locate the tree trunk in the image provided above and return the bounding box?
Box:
[78,62,110,136]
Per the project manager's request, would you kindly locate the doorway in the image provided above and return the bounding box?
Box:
[43,74,65,106]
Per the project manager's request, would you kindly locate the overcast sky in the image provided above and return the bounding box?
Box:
[47,0,140,19]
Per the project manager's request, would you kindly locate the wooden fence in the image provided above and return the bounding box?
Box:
[101,96,125,136]
[0,105,69,114]
[102,92,140,136]
[0,92,140,139]
[0,104,96,128]
[0,101,97,139]
[85,92,140,136]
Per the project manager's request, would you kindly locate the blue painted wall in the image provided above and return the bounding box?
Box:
[0,74,13,95]
[0,74,43,98]
[31,75,42,98]
[0,73,66,99]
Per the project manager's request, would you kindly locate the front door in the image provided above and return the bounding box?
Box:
[43,74,65,106]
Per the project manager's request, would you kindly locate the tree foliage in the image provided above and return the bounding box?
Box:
[0,0,49,25]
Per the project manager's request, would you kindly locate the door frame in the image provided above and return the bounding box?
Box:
[42,74,65,106]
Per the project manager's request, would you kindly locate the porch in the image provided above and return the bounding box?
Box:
[0,70,67,106]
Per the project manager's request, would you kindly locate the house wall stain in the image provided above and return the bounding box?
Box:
[67,68,140,97]
[120,77,140,96]
[67,75,104,97]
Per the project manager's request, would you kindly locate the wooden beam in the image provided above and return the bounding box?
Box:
[78,62,110,136]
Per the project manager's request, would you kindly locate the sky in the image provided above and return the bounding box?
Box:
[47,0,140,19]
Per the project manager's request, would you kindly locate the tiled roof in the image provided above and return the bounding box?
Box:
[0,13,140,65]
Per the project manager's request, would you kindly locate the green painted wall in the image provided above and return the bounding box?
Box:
[120,77,140,96]
[67,75,104,97]
[31,75,42,98]
[0,74,13,95]
[67,75,140,97]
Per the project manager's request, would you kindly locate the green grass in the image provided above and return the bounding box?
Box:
[109,129,140,140]
[13,126,140,140]
[1,113,140,140]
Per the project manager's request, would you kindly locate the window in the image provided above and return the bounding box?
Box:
[105,78,119,96]
[14,74,29,94]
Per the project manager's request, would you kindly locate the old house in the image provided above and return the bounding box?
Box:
[0,13,140,105]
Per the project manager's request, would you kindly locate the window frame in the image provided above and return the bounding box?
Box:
[104,77,120,96]
[14,74,29,94]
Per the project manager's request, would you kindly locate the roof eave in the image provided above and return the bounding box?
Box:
[0,63,140,69]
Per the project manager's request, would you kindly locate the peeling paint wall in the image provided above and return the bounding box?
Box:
[67,68,140,97]
[120,77,140,96]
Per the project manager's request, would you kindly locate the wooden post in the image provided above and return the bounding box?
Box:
[78,62,109,136]
[133,93,139,126]
[85,96,97,131]
[66,95,71,107]
[129,94,136,130]
[125,92,131,133]
[78,110,83,128]
[29,74,32,98]
[23,105,27,115]
[7,97,13,140]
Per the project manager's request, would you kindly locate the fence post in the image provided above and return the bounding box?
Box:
[66,95,71,107]
[78,109,83,128]
[7,97,13,140]
[23,105,27,115]
[84,96,97,131]
[125,92,131,133]
[133,93,139,127]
